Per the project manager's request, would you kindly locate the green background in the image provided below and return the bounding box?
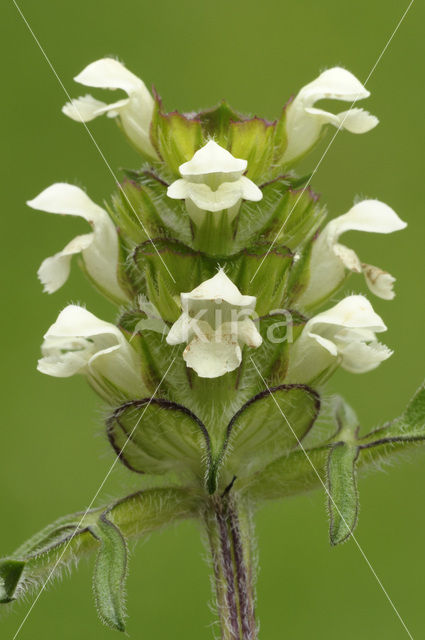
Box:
[1,0,424,638]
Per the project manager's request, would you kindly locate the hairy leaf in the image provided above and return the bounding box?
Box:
[92,515,128,631]
[0,488,200,607]
[0,560,25,603]
[327,443,359,545]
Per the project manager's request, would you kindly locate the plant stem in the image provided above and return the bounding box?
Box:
[203,493,257,640]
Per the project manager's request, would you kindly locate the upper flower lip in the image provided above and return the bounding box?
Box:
[179,140,247,177]
[181,269,256,308]
[72,58,146,93]
[306,295,388,334]
[300,67,370,103]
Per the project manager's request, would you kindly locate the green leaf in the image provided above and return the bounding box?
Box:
[0,488,199,608]
[361,381,425,448]
[218,384,320,485]
[327,443,359,545]
[0,560,25,603]
[107,398,212,480]
[92,515,128,632]
[240,446,329,502]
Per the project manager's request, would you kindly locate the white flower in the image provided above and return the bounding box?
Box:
[27,183,129,304]
[62,58,158,159]
[287,295,392,383]
[298,200,407,308]
[167,140,263,225]
[166,270,262,378]
[38,305,144,401]
[283,67,379,164]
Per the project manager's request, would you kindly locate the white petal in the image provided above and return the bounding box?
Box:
[304,106,379,134]
[73,58,145,94]
[326,200,407,243]
[333,243,362,272]
[28,183,128,302]
[166,313,194,345]
[299,67,370,104]
[38,233,93,293]
[62,95,109,122]
[307,295,387,334]
[362,264,396,300]
[38,335,94,377]
[307,333,339,357]
[239,176,263,202]
[44,305,125,342]
[167,179,190,200]
[335,108,379,133]
[338,340,393,373]
[181,269,256,308]
[182,181,243,212]
[234,318,263,348]
[183,337,242,378]
[179,140,246,178]
[27,182,104,220]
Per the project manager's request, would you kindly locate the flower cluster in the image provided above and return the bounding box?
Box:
[7,56,420,637]
[33,58,405,394]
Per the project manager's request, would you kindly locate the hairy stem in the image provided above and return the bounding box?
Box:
[203,494,257,640]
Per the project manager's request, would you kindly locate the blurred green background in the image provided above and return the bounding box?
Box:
[1,0,424,638]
